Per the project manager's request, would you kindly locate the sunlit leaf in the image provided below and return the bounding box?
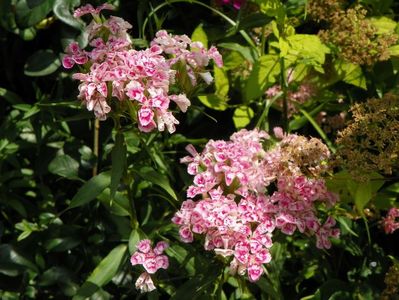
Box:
[233,105,254,129]
[244,54,280,101]
[191,23,208,49]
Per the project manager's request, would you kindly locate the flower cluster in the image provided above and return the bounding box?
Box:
[63,4,222,133]
[130,239,169,293]
[382,208,399,234]
[381,261,399,300]
[335,93,399,180]
[173,128,339,282]
[308,1,397,65]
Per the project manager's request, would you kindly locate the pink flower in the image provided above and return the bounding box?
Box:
[173,129,340,282]
[138,107,155,127]
[382,208,399,234]
[62,42,88,69]
[64,6,222,130]
[137,239,152,253]
[135,272,156,293]
[73,3,114,18]
[130,239,170,292]
[247,264,263,282]
[170,94,191,112]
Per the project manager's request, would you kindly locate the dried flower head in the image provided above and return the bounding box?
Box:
[381,261,399,300]
[335,93,399,179]
[307,0,344,22]
[308,1,397,65]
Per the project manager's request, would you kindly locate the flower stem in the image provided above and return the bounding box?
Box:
[93,118,100,176]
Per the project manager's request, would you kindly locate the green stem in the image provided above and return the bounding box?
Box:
[299,108,336,153]
[279,57,289,131]
[260,25,267,56]
[126,175,139,229]
[92,119,100,176]
[141,0,257,50]
[256,91,283,130]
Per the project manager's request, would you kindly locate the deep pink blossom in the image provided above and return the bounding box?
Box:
[383,208,399,234]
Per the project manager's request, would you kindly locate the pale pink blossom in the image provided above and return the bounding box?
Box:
[73,3,114,18]
[64,5,223,132]
[130,240,169,292]
[173,129,340,282]
[135,272,156,293]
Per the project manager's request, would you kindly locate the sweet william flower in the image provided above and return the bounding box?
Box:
[173,129,340,282]
[64,5,223,133]
[382,208,399,234]
[135,272,156,293]
[130,240,169,293]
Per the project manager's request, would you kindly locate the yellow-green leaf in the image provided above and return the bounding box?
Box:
[214,66,229,97]
[198,94,228,111]
[233,106,254,129]
[191,23,208,49]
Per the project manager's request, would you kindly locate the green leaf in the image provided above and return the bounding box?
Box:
[289,103,325,131]
[48,154,80,180]
[223,51,245,70]
[53,0,84,30]
[98,189,130,217]
[218,43,257,63]
[128,228,145,253]
[134,167,177,201]
[370,16,397,34]
[337,216,358,237]
[354,176,385,214]
[244,54,280,101]
[110,133,127,199]
[233,106,254,129]
[238,12,271,30]
[15,0,54,28]
[44,236,81,252]
[197,94,228,111]
[191,23,208,49]
[326,171,384,214]
[24,49,61,77]
[165,244,195,276]
[74,244,127,300]
[0,87,23,104]
[0,244,38,276]
[334,60,367,90]
[389,45,399,57]
[69,172,111,209]
[214,66,229,97]
[254,0,284,17]
[285,34,330,68]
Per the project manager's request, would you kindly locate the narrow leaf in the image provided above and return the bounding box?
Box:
[73,244,127,300]
[134,167,177,201]
[69,172,110,209]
